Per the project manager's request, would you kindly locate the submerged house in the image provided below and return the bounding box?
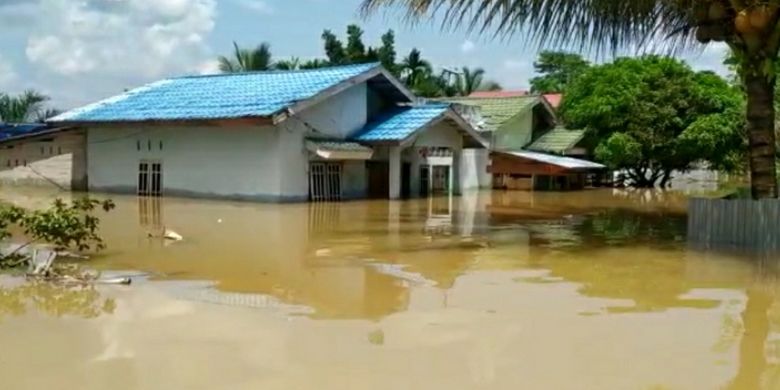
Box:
[0,123,86,190]
[49,63,485,202]
[442,95,604,191]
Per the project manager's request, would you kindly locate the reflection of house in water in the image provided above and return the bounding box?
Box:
[424,196,453,236]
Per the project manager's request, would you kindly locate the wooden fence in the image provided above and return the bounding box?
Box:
[688,198,780,253]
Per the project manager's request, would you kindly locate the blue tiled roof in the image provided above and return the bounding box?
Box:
[353,104,450,142]
[0,123,50,141]
[50,63,381,123]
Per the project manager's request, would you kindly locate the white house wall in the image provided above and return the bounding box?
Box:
[297,83,368,139]
[0,131,86,190]
[87,126,293,201]
[460,149,491,190]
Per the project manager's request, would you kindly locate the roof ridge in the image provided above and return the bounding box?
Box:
[172,62,382,80]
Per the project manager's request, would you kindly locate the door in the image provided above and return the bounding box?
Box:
[420,165,430,197]
[431,165,450,194]
[366,161,389,199]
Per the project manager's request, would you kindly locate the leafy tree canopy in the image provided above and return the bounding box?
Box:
[0,90,59,123]
[530,51,590,94]
[561,56,744,188]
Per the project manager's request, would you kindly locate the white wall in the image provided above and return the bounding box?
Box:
[298,83,368,139]
[460,149,491,189]
[0,131,86,190]
[87,125,297,201]
[410,120,464,149]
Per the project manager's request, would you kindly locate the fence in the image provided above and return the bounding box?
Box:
[688,198,780,253]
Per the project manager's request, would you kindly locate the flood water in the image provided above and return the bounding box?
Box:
[1,188,780,389]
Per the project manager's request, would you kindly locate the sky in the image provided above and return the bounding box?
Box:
[0,0,733,110]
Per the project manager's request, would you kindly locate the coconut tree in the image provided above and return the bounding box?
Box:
[457,67,486,96]
[0,90,49,123]
[361,0,780,199]
[218,42,273,72]
[401,49,433,88]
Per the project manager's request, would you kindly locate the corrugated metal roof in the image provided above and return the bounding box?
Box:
[543,93,563,109]
[0,123,50,141]
[442,96,540,132]
[50,63,382,123]
[501,150,605,170]
[528,127,586,154]
[468,90,529,98]
[353,104,450,142]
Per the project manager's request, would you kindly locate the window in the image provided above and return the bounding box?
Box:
[57,146,62,154]
[136,140,141,151]
[49,146,53,155]
[40,147,44,155]
[137,160,163,197]
[309,162,342,202]
[159,140,163,151]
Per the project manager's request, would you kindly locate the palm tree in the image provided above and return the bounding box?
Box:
[457,67,485,96]
[0,90,49,123]
[218,42,273,73]
[274,57,301,70]
[361,0,780,199]
[401,49,433,88]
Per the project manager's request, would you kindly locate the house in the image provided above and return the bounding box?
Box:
[0,123,86,190]
[442,95,605,191]
[49,63,486,202]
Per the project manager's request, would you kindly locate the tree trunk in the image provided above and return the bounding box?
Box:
[659,170,673,189]
[745,69,778,199]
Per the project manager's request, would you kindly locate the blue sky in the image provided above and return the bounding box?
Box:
[0,0,732,109]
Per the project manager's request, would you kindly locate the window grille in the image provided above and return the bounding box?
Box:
[138,160,163,197]
[309,162,342,202]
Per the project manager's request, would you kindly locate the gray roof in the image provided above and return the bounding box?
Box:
[501,150,605,170]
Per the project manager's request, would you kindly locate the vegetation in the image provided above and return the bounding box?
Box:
[218,42,273,72]
[0,90,59,123]
[360,0,780,198]
[0,198,115,270]
[218,24,502,97]
[530,51,591,94]
[562,56,744,188]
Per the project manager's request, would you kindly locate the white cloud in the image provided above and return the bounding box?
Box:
[460,40,475,53]
[496,59,535,90]
[197,59,221,75]
[0,56,18,89]
[235,0,273,14]
[683,42,732,79]
[25,0,216,79]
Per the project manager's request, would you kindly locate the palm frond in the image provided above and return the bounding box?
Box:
[360,0,695,55]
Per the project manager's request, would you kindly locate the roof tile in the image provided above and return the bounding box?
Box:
[50,63,381,123]
[353,104,450,142]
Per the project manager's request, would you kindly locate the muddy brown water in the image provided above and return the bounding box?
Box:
[1,188,779,389]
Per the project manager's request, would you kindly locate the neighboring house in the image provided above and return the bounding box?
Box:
[49,63,485,202]
[0,123,86,190]
[442,95,604,191]
[542,93,563,109]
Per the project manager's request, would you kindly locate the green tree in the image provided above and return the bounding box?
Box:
[456,67,486,96]
[360,0,780,198]
[0,90,50,123]
[322,30,347,65]
[562,56,744,188]
[530,51,590,94]
[400,49,432,88]
[274,57,301,70]
[0,198,115,269]
[346,25,368,62]
[300,59,330,69]
[218,42,273,72]
[377,30,398,75]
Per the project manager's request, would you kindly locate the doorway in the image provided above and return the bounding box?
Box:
[431,165,450,194]
[138,160,162,197]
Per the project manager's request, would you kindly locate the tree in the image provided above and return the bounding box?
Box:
[378,30,399,75]
[562,56,744,188]
[322,30,347,65]
[274,57,301,70]
[457,67,486,96]
[360,0,780,198]
[0,198,115,270]
[346,25,368,63]
[300,59,330,69]
[530,51,590,94]
[400,49,432,88]
[218,42,273,72]
[0,90,50,123]
[478,81,503,92]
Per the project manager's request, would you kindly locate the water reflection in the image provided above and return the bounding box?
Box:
[0,278,115,320]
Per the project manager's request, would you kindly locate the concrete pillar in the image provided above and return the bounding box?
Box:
[451,149,462,196]
[410,148,421,198]
[389,146,402,200]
